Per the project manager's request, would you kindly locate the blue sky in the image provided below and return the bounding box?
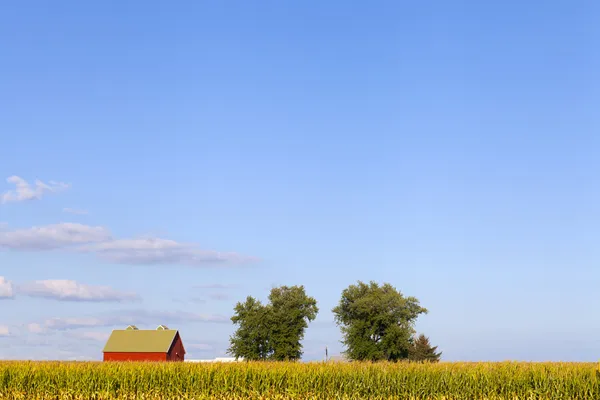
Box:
[1,0,599,361]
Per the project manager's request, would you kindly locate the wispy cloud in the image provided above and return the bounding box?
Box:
[0,334,102,361]
[0,223,111,250]
[179,283,238,303]
[1,176,69,204]
[194,284,238,289]
[180,293,231,303]
[0,276,14,299]
[0,223,257,267]
[0,326,10,337]
[2,334,54,347]
[32,309,229,333]
[44,317,108,331]
[26,323,46,334]
[174,296,207,304]
[63,208,89,215]
[122,309,230,326]
[18,280,140,302]
[77,237,256,267]
[208,293,230,301]
[66,331,110,342]
[186,343,214,351]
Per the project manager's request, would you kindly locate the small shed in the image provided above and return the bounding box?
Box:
[102,325,186,362]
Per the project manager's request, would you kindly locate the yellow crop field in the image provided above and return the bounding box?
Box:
[0,360,598,399]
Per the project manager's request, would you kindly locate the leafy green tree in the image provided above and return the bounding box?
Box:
[268,285,319,361]
[228,296,273,360]
[408,334,442,362]
[332,280,427,362]
[227,285,318,361]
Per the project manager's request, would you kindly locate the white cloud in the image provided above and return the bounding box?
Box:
[19,280,140,302]
[77,237,254,266]
[208,293,230,301]
[37,309,229,332]
[0,276,14,298]
[27,323,46,334]
[0,326,10,336]
[0,223,111,250]
[194,284,238,289]
[66,331,110,342]
[63,208,89,215]
[186,343,214,351]
[173,296,207,304]
[44,317,108,330]
[119,309,229,326]
[0,334,102,361]
[1,176,69,204]
[190,297,207,303]
[0,221,257,267]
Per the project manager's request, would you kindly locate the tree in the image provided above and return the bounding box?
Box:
[268,285,319,361]
[228,296,273,360]
[408,334,442,362]
[331,280,427,362]
[227,285,319,361]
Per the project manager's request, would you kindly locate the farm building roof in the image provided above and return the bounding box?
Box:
[102,328,180,353]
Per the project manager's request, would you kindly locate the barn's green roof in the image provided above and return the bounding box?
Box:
[102,329,179,353]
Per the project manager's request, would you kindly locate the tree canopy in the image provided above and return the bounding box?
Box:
[227,285,318,361]
[228,296,272,360]
[331,280,428,362]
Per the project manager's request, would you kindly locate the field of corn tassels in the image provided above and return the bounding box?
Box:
[0,361,599,400]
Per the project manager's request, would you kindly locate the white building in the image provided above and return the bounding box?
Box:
[185,357,244,363]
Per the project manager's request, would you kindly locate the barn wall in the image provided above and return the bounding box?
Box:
[103,352,167,362]
[167,333,185,361]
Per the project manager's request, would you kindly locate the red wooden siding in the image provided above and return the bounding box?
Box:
[167,333,185,361]
[103,352,167,362]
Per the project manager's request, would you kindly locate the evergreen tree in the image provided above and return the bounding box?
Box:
[408,334,442,362]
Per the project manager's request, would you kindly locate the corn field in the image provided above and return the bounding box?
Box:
[0,360,598,399]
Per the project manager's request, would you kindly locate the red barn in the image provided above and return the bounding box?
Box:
[102,325,186,362]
